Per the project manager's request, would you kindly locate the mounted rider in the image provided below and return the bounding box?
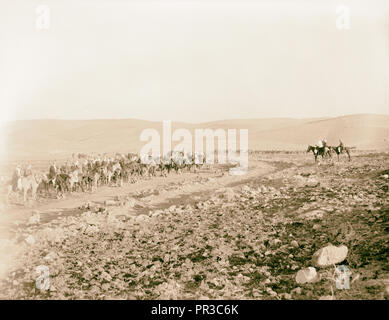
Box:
[11,164,22,191]
[48,161,58,179]
[316,138,327,149]
[60,163,68,174]
[24,164,33,177]
[338,139,344,151]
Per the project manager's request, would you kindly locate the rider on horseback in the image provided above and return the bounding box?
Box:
[316,138,327,149]
[24,164,33,177]
[11,164,22,191]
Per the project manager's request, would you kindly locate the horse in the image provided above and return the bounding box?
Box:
[306,145,332,162]
[37,174,57,197]
[329,143,351,161]
[68,169,84,192]
[110,163,122,187]
[55,173,71,197]
[7,174,43,203]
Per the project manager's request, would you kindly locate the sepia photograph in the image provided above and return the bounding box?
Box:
[0,0,388,307]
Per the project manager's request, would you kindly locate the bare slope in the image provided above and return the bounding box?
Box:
[3,114,389,160]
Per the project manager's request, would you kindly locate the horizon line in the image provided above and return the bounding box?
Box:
[2,113,388,125]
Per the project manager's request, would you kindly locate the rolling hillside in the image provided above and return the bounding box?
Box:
[2,114,389,160]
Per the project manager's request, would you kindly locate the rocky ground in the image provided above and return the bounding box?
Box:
[0,152,388,300]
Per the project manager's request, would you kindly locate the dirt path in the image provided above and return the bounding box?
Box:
[0,159,278,280]
[0,159,277,232]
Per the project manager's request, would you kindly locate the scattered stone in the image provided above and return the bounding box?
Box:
[134,214,150,223]
[126,198,136,208]
[291,287,302,295]
[85,225,100,235]
[265,287,277,296]
[223,188,236,202]
[312,244,348,267]
[295,267,319,284]
[313,224,321,230]
[25,235,35,245]
[291,240,299,248]
[284,293,292,300]
[28,211,40,225]
[104,200,117,206]
[40,227,67,243]
[299,209,324,220]
[305,177,319,187]
[44,251,58,262]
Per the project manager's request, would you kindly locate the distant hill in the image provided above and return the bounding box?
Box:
[2,114,389,160]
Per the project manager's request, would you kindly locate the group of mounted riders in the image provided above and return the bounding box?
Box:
[6,140,351,203]
[7,151,206,203]
[307,139,351,162]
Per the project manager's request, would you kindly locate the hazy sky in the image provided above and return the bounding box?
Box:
[0,0,388,122]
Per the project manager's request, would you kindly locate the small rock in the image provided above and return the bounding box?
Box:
[223,188,236,202]
[291,240,299,248]
[25,235,35,245]
[295,267,319,284]
[126,198,136,208]
[305,178,319,187]
[266,287,277,296]
[104,200,117,206]
[299,209,324,220]
[44,251,57,262]
[28,212,40,225]
[312,244,348,267]
[284,293,292,300]
[291,287,302,295]
[135,214,150,223]
[382,174,389,179]
[84,225,99,235]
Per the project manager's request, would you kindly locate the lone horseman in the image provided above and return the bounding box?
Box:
[307,138,331,162]
[330,139,351,161]
[316,138,328,150]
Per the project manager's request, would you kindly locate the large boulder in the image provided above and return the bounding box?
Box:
[312,244,348,267]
